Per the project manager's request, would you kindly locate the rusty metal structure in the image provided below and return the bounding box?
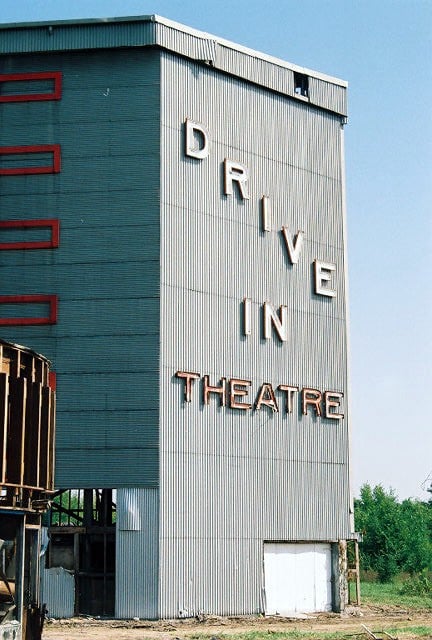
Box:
[0,339,55,640]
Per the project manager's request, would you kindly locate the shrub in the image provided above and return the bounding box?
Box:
[355,485,432,582]
[400,571,432,596]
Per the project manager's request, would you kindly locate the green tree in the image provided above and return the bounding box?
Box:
[398,498,432,575]
[354,484,432,582]
[355,484,400,582]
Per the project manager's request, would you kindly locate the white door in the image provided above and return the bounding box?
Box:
[264,542,332,614]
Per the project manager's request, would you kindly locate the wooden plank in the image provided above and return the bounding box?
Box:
[355,540,361,605]
[39,387,50,489]
[48,389,56,490]
[23,381,42,488]
[0,373,8,484]
[6,376,26,485]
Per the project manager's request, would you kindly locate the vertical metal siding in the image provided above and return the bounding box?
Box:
[41,567,75,618]
[0,18,347,115]
[0,20,156,54]
[159,52,350,617]
[116,488,160,619]
[215,44,294,97]
[154,22,346,116]
[309,77,347,118]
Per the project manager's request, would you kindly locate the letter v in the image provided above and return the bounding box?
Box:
[281,228,304,265]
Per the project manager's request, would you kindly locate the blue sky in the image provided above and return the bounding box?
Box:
[1,0,431,500]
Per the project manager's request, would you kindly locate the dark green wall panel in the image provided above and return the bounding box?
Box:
[43,299,159,337]
[0,190,160,226]
[55,447,159,488]
[57,372,159,411]
[56,410,159,448]
[0,225,160,266]
[0,47,161,488]
[23,336,159,373]
[0,262,160,298]
[0,156,160,196]
[0,21,156,56]
[0,49,161,83]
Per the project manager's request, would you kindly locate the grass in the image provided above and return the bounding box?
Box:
[188,579,432,640]
[190,634,354,640]
[189,629,432,640]
[393,628,432,637]
[360,578,432,609]
[190,634,353,640]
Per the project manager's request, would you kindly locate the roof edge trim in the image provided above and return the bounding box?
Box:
[0,14,347,88]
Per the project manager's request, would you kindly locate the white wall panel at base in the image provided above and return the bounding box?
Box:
[264,542,332,614]
[115,488,159,619]
[159,537,263,618]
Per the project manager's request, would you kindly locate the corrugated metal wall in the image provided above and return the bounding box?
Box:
[158,51,350,617]
[155,22,347,116]
[0,16,347,118]
[116,488,159,618]
[41,568,75,618]
[0,49,161,487]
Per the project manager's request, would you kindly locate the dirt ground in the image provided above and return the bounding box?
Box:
[42,605,432,640]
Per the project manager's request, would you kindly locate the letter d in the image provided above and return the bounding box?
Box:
[184,119,210,159]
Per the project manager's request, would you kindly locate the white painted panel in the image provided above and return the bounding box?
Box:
[116,488,159,618]
[264,542,332,614]
[41,567,75,618]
